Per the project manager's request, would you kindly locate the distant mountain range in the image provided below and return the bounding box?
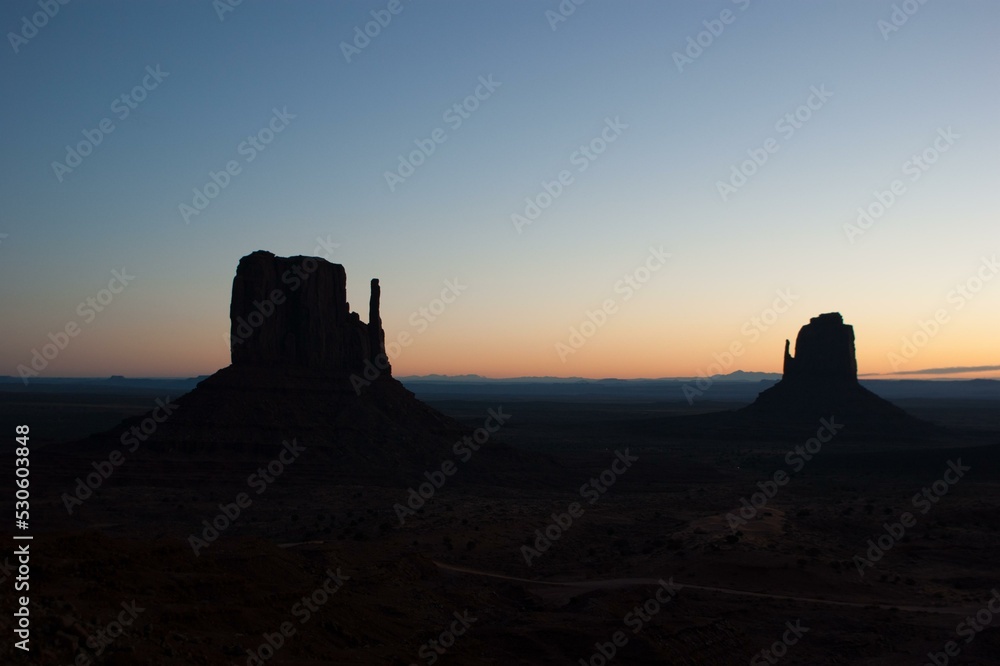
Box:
[396,370,783,383]
[0,375,211,391]
[2,373,998,402]
[395,374,1000,402]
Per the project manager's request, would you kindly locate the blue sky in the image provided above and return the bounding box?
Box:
[1,0,998,379]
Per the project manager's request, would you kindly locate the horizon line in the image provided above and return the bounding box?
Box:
[3,371,997,383]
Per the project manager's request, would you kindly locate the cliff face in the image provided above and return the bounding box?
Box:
[782,312,858,384]
[229,251,389,374]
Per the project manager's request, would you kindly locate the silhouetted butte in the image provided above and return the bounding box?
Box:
[659,313,936,440]
[63,251,538,483]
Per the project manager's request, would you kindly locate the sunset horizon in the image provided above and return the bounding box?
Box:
[3,2,998,385]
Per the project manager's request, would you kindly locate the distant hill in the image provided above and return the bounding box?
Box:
[0,375,209,392]
[3,374,998,403]
[398,370,782,383]
[398,374,589,383]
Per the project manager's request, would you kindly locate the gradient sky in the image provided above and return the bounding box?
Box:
[1,0,997,380]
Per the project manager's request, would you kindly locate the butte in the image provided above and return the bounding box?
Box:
[59,251,537,485]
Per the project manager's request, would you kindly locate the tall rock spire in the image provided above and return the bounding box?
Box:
[368,278,389,371]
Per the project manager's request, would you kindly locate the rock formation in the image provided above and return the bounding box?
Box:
[741,312,930,437]
[230,251,388,374]
[781,313,858,384]
[62,251,537,485]
[655,312,937,440]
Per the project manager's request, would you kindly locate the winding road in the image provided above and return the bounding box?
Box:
[433,560,977,616]
[277,541,977,617]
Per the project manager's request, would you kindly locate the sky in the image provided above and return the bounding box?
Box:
[1,0,998,380]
